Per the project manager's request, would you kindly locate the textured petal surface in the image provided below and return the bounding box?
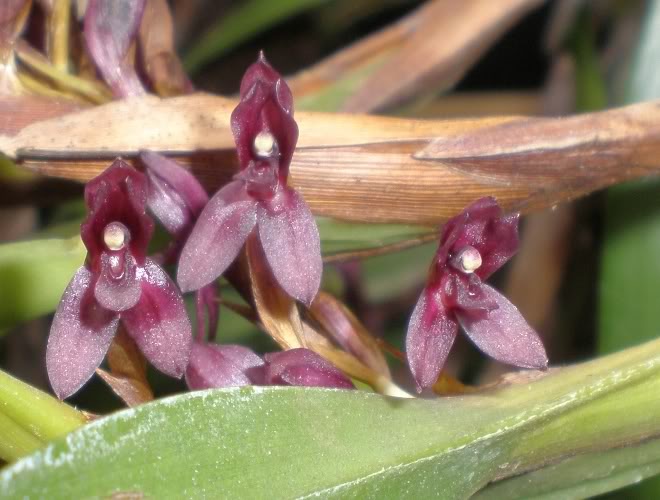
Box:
[405,289,459,391]
[456,284,548,369]
[84,0,146,98]
[178,182,257,292]
[258,187,322,305]
[264,349,354,389]
[185,342,264,390]
[46,267,119,399]
[123,259,192,378]
[141,151,208,237]
[195,283,220,342]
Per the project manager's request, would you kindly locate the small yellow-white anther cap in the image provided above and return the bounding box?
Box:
[457,246,482,273]
[103,222,127,251]
[253,131,276,158]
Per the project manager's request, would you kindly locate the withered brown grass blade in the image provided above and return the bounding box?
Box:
[309,291,390,378]
[95,328,154,407]
[342,0,545,112]
[246,234,306,350]
[3,95,660,224]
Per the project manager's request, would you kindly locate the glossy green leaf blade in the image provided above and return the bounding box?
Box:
[0,235,85,330]
[3,338,660,498]
[475,439,660,500]
[183,0,328,74]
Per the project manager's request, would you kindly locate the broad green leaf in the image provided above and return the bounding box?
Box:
[3,338,660,498]
[0,235,85,330]
[600,1,660,494]
[183,0,329,74]
[475,439,660,500]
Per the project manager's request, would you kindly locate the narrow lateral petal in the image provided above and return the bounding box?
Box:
[123,259,192,378]
[258,187,321,306]
[405,289,459,391]
[140,151,208,237]
[457,284,548,370]
[177,184,257,292]
[264,348,354,389]
[47,267,119,399]
[185,342,264,390]
[84,0,146,98]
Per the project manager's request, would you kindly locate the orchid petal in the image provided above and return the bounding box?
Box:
[263,348,354,389]
[84,0,146,98]
[94,251,141,312]
[258,187,322,306]
[195,283,220,341]
[178,182,257,292]
[456,284,548,370]
[140,151,208,237]
[405,289,459,391]
[47,267,119,399]
[185,342,263,390]
[123,259,192,378]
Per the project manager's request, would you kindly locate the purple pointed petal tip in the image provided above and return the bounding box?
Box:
[405,290,459,391]
[258,187,322,306]
[84,0,146,98]
[140,151,209,237]
[178,182,257,292]
[123,259,192,378]
[264,348,354,389]
[457,284,548,370]
[47,267,119,399]
[185,342,264,390]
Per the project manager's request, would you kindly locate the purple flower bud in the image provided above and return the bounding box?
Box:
[178,53,322,305]
[185,342,264,390]
[47,159,192,399]
[263,348,354,389]
[406,197,548,391]
[84,0,147,98]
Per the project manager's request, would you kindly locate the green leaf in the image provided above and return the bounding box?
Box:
[183,0,329,74]
[3,338,660,497]
[475,439,660,500]
[317,217,434,258]
[0,235,85,331]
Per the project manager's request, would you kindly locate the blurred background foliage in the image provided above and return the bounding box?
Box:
[1,0,660,495]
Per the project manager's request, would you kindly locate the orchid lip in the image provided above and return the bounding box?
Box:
[103,222,130,251]
[451,246,482,274]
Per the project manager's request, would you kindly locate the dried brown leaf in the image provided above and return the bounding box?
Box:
[4,95,660,224]
[309,291,390,378]
[246,233,306,350]
[343,0,545,112]
[96,329,153,407]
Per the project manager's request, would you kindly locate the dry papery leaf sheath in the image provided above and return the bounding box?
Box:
[2,95,660,224]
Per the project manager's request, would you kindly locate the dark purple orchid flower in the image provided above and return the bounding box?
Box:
[140,150,220,341]
[406,197,548,391]
[46,159,192,399]
[84,0,147,98]
[186,344,354,390]
[177,52,322,306]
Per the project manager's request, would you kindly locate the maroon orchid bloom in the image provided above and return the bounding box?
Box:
[177,52,322,306]
[84,0,147,98]
[186,344,354,390]
[46,159,192,399]
[406,197,548,391]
